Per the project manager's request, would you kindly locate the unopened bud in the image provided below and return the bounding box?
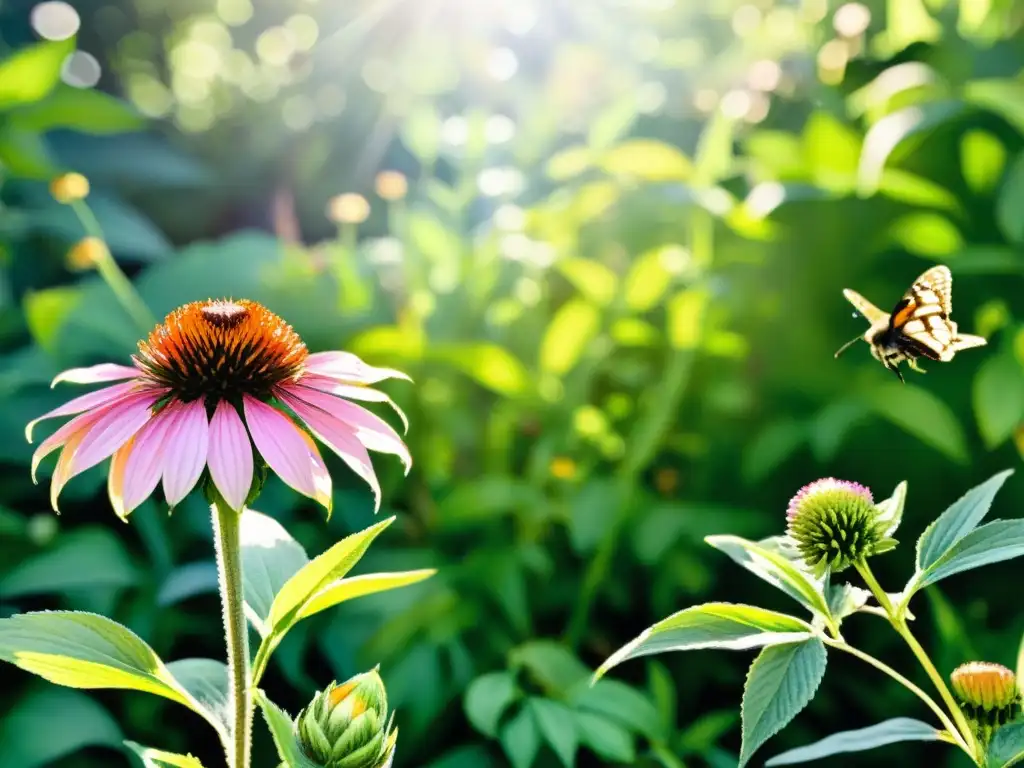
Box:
[374,171,408,202]
[327,193,370,225]
[951,662,1020,746]
[66,237,108,271]
[50,173,90,203]
[297,668,398,768]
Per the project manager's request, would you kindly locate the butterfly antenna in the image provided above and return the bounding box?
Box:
[833,333,862,359]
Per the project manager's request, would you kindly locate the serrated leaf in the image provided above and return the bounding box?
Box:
[575,711,635,762]
[909,519,1024,593]
[986,722,1024,768]
[705,535,831,619]
[501,706,540,768]
[915,470,1014,572]
[124,742,206,768]
[298,569,436,620]
[0,612,225,737]
[241,509,310,634]
[764,718,942,766]
[594,604,813,681]
[464,672,520,738]
[254,690,318,768]
[739,640,827,767]
[529,698,578,767]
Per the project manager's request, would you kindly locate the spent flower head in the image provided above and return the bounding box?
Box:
[786,477,895,575]
[27,299,411,517]
[297,668,397,768]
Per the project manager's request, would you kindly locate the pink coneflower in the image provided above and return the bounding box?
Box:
[26,299,410,517]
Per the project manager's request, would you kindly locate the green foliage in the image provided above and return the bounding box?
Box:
[764,718,944,766]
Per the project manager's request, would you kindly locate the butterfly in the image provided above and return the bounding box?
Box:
[834,265,987,382]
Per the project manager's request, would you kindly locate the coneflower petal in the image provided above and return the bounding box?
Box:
[122,407,177,514]
[31,406,109,482]
[282,386,411,472]
[71,391,158,477]
[162,400,210,507]
[244,395,320,503]
[304,351,411,385]
[26,381,140,442]
[298,428,333,513]
[295,375,409,433]
[51,428,89,512]
[108,437,134,520]
[51,363,140,388]
[208,400,253,512]
[278,391,381,511]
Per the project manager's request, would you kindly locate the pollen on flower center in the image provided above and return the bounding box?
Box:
[134,299,308,404]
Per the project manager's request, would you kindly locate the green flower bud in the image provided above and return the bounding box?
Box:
[297,668,398,768]
[951,661,1019,742]
[785,478,895,575]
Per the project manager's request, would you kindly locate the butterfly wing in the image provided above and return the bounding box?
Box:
[889,265,984,362]
[842,288,889,326]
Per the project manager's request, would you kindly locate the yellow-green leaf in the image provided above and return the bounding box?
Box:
[624,246,684,311]
[0,38,75,110]
[556,257,618,306]
[298,569,437,619]
[124,742,206,768]
[599,139,692,182]
[540,299,601,375]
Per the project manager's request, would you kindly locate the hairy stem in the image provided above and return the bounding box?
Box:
[823,638,971,757]
[855,560,981,762]
[212,501,251,768]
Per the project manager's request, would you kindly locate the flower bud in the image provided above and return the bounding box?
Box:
[66,237,108,271]
[327,193,370,225]
[297,668,398,768]
[50,172,90,203]
[374,171,408,202]
[951,662,1020,746]
[785,478,894,575]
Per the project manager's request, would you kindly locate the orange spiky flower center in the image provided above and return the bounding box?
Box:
[134,299,307,404]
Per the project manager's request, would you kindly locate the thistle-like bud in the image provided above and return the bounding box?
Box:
[951,662,1019,739]
[297,668,398,768]
[786,478,895,575]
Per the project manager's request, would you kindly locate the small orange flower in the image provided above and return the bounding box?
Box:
[550,456,577,480]
[951,662,1018,711]
[50,172,90,203]
[66,237,108,271]
[375,171,408,201]
[327,193,370,224]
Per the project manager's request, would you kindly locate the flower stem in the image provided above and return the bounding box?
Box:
[855,560,981,762]
[822,637,971,756]
[212,500,251,768]
[70,200,155,333]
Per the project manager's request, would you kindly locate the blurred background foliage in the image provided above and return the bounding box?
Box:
[0,0,1023,765]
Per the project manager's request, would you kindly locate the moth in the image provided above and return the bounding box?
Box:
[834,265,987,382]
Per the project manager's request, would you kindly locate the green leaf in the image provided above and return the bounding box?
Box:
[511,641,591,694]
[997,152,1024,245]
[124,742,206,768]
[0,612,226,736]
[910,519,1024,593]
[268,517,394,629]
[10,86,144,134]
[0,688,121,768]
[24,286,83,354]
[241,509,310,634]
[764,718,942,766]
[705,536,830,619]
[574,711,636,762]
[599,139,692,182]
[555,257,618,306]
[876,481,908,537]
[254,690,319,768]
[0,126,55,178]
[546,146,594,181]
[623,245,681,311]
[569,678,663,740]
[539,298,601,375]
[739,640,827,767]
[864,383,969,463]
[960,130,1006,195]
[298,569,436,620]
[986,722,1024,768]
[742,419,807,483]
[529,698,578,767]
[0,38,74,110]
[432,343,531,396]
[157,562,218,607]
[890,212,963,257]
[164,659,230,739]
[594,604,813,681]
[916,470,1014,572]
[501,706,540,768]
[464,672,521,738]
[974,354,1024,449]
[0,528,137,598]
